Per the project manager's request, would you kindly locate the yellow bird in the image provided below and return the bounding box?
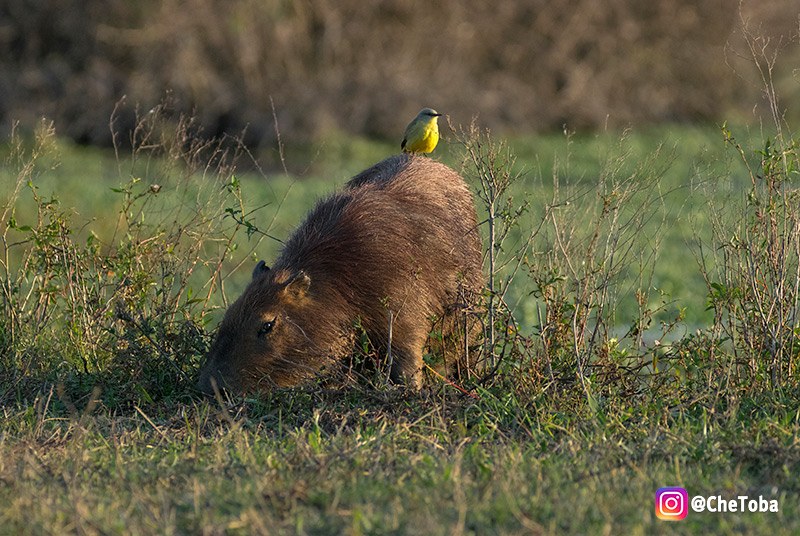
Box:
[401,108,442,154]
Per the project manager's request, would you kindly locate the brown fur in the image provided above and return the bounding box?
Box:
[196,153,483,395]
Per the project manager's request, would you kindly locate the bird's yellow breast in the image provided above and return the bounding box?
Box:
[403,118,440,153]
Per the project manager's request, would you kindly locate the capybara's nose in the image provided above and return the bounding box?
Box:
[196,372,227,398]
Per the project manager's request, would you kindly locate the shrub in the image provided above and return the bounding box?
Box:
[0,103,272,404]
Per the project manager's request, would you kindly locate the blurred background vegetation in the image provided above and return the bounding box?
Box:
[1,0,799,151]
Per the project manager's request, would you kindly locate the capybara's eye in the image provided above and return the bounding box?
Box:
[258,319,276,338]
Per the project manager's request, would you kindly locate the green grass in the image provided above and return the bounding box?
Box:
[2,120,799,534]
[1,388,798,535]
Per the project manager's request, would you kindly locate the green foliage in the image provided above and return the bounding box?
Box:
[697,125,800,391]
[1,109,277,406]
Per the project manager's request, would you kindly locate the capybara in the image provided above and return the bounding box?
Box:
[196,153,483,395]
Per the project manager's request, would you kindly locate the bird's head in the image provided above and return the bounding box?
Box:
[419,108,442,119]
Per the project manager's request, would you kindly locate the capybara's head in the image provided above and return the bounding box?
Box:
[196,261,338,395]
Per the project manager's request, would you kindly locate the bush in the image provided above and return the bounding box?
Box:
[0,105,273,405]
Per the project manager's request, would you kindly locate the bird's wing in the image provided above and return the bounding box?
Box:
[402,118,420,150]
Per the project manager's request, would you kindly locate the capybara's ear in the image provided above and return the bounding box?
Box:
[283,271,311,298]
[252,260,270,280]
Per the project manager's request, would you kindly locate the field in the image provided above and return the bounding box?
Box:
[4,0,800,532]
[2,109,799,535]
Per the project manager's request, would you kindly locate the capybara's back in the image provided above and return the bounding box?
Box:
[197,153,483,394]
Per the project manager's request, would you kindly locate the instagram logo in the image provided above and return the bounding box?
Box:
[656,487,688,520]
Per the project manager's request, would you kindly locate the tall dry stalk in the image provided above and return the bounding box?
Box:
[454,120,535,370]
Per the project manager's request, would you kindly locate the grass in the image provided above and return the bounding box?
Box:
[1,388,798,534]
[2,105,800,534]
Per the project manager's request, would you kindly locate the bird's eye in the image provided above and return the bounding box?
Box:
[257,318,276,338]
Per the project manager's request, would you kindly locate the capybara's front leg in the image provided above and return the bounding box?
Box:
[387,332,426,389]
